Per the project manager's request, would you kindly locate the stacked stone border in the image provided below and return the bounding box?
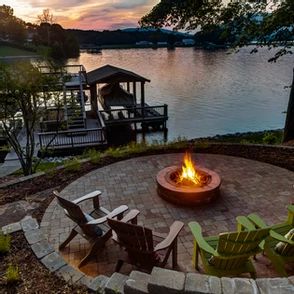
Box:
[1,217,294,293]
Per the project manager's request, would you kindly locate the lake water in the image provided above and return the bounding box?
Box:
[68,47,293,141]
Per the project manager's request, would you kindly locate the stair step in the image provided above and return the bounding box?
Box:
[68,118,84,122]
[68,125,85,129]
[68,121,85,126]
[124,271,151,294]
[105,273,129,294]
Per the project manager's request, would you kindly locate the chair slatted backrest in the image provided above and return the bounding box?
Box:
[213,228,269,270]
[53,191,87,224]
[278,242,294,256]
[108,218,158,268]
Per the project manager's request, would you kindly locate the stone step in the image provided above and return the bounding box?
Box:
[105,272,129,294]
[124,271,151,294]
[185,273,221,294]
[148,267,185,294]
[88,275,109,293]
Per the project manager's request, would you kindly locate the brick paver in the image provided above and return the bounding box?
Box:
[41,153,294,277]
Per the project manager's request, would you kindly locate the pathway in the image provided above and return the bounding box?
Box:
[0,128,40,177]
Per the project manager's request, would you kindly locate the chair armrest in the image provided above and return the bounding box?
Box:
[120,209,140,224]
[72,190,102,204]
[236,216,256,231]
[154,221,184,251]
[247,213,268,229]
[270,230,294,245]
[87,205,128,225]
[188,221,218,256]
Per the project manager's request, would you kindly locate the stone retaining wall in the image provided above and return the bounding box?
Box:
[1,143,294,190]
[1,217,294,294]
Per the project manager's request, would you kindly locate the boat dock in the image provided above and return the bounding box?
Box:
[37,64,168,151]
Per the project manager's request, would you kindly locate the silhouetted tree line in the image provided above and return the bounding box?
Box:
[0,5,26,43]
[34,23,79,58]
[68,29,186,46]
[0,5,79,59]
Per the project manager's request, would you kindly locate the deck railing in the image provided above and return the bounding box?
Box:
[99,104,168,125]
[38,128,106,149]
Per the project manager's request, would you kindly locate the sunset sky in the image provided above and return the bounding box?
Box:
[0,0,159,30]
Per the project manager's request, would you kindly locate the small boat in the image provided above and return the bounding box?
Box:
[86,48,102,54]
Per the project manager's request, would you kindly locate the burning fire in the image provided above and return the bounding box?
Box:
[178,153,204,186]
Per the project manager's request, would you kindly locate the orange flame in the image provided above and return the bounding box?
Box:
[178,153,202,185]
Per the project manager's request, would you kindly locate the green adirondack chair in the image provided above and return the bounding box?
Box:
[240,204,294,276]
[189,221,269,278]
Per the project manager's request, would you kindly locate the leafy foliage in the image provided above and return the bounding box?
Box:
[34,22,80,59]
[5,264,21,284]
[0,232,11,255]
[63,157,81,172]
[0,5,79,59]
[0,61,64,175]
[83,149,101,164]
[141,0,293,59]
[0,5,26,44]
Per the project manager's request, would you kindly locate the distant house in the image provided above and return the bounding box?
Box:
[157,42,168,47]
[182,39,195,46]
[136,41,153,46]
[26,32,34,43]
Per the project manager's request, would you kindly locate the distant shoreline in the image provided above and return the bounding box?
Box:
[0,55,40,59]
[80,43,229,51]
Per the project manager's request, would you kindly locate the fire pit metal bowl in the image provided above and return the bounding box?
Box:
[156,165,221,206]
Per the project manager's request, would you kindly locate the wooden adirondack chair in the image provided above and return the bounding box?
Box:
[107,218,184,272]
[53,190,129,267]
[189,221,269,278]
[239,204,294,276]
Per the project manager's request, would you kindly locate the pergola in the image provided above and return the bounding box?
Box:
[86,64,151,112]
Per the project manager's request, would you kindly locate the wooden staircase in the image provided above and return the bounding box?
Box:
[67,104,85,129]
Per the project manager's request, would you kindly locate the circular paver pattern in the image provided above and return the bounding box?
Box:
[41,153,294,277]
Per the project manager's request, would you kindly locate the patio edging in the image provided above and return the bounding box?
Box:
[1,217,294,293]
[1,142,294,190]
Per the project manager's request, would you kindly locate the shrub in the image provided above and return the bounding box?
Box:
[0,232,11,255]
[63,157,81,172]
[84,149,101,164]
[5,264,21,284]
[105,147,125,158]
[262,132,281,145]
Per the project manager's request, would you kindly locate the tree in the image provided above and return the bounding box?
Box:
[37,8,54,24]
[141,0,294,142]
[0,5,26,43]
[34,10,80,59]
[0,62,63,175]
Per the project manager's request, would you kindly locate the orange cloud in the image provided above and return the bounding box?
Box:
[0,0,159,30]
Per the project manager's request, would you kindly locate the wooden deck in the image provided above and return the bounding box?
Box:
[99,104,168,130]
[38,128,107,149]
[38,113,107,150]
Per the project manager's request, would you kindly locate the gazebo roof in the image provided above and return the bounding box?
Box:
[87,64,150,85]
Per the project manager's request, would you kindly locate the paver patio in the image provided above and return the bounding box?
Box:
[41,153,294,278]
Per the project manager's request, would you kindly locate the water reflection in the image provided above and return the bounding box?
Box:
[68,47,292,141]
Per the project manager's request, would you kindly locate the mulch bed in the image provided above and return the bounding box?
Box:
[0,159,114,206]
[0,175,19,186]
[1,143,294,208]
[0,232,88,294]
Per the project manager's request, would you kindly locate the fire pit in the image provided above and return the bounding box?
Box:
[156,153,221,206]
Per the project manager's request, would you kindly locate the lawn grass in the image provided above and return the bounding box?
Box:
[0,46,37,57]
